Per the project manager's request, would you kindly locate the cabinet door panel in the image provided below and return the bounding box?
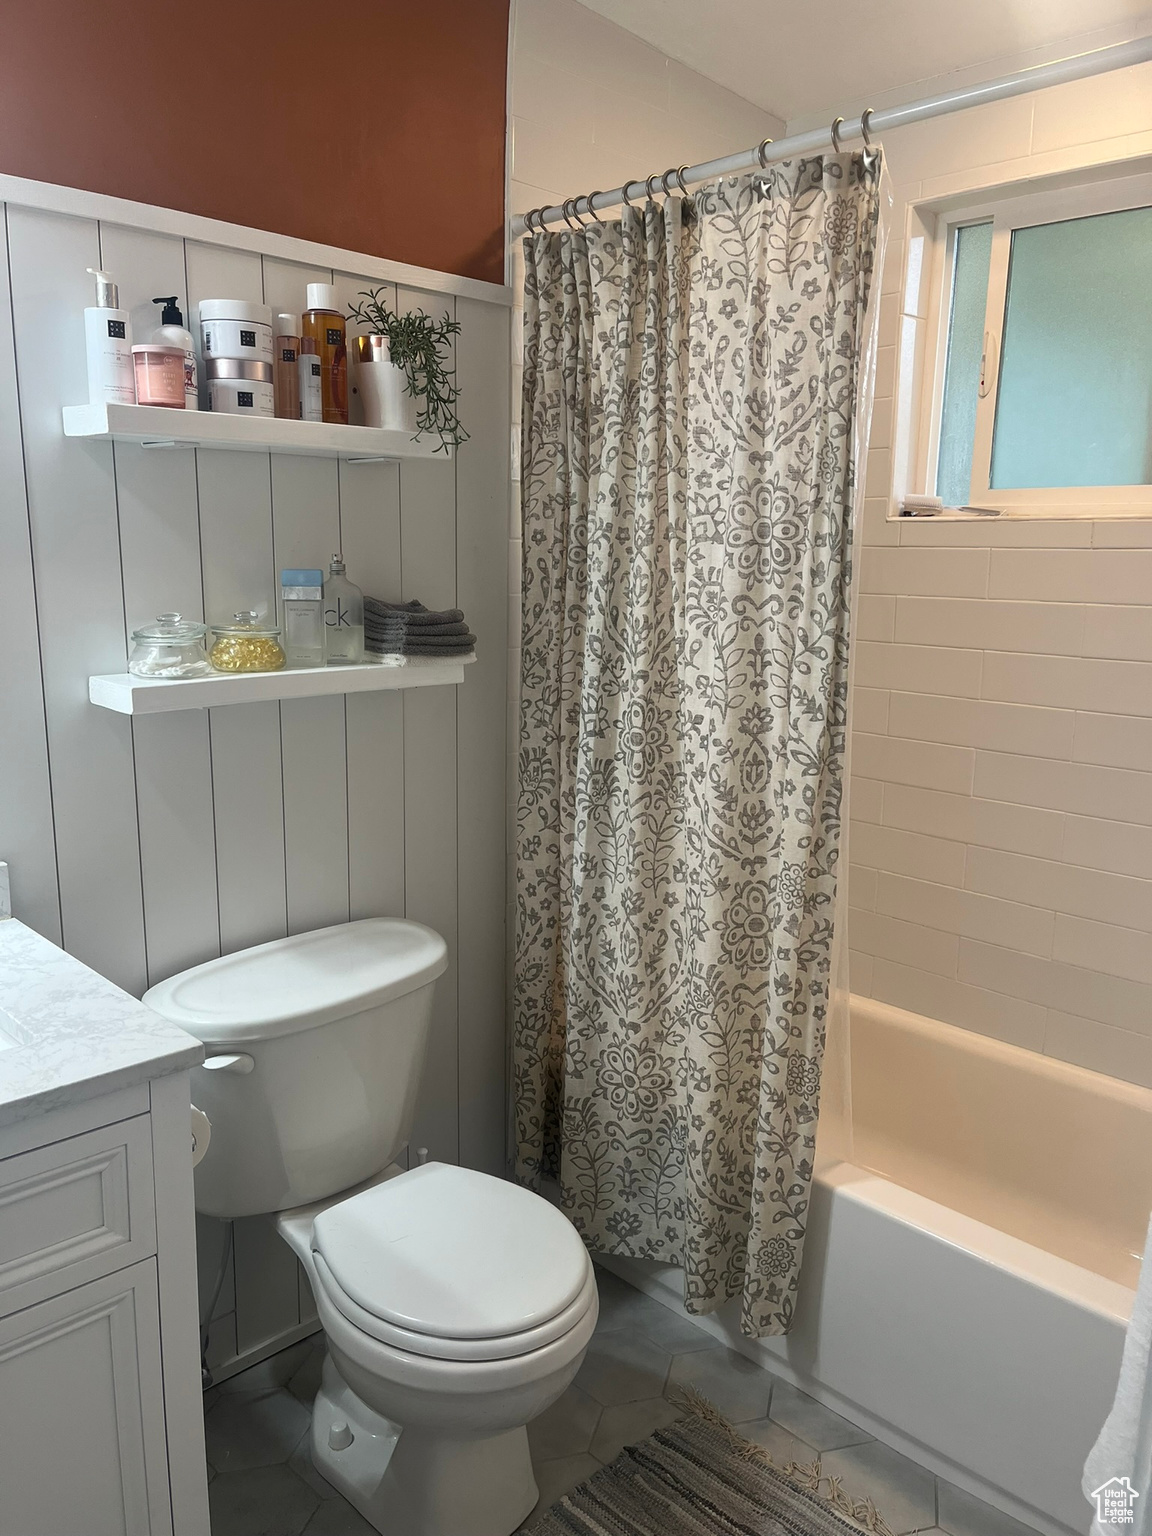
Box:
[0,1260,172,1536]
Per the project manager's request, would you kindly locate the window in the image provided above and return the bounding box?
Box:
[916,170,1152,516]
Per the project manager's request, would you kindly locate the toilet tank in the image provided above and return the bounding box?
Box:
[143,919,447,1219]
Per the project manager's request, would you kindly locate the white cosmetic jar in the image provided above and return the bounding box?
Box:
[206,358,275,417]
[199,299,274,363]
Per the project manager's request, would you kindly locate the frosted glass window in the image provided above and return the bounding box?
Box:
[936,221,992,506]
[991,205,1152,489]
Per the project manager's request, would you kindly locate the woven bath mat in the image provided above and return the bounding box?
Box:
[526,1395,895,1536]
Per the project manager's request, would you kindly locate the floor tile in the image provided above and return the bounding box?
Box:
[938,1477,1043,1536]
[527,1383,603,1460]
[666,1346,772,1425]
[288,1430,341,1502]
[591,1265,674,1333]
[575,1329,673,1405]
[208,1464,318,1536]
[769,1381,875,1452]
[218,1340,317,1397]
[737,1416,821,1469]
[634,1304,718,1356]
[301,1496,379,1535]
[205,1388,311,1474]
[525,1453,601,1522]
[821,1439,937,1535]
[288,1341,327,1406]
[589,1396,684,1464]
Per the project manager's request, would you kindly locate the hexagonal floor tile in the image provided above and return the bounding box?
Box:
[208,1464,318,1536]
[665,1346,772,1425]
[522,1453,602,1528]
[769,1381,874,1452]
[575,1329,673,1405]
[820,1439,937,1535]
[737,1416,821,1469]
[591,1266,675,1334]
[301,1496,379,1535]
[527,1384,603,1461]
[589,1396,685,1464]
[205,1388,312,1474]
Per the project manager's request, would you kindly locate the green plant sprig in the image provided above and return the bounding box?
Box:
[346,289,469,453]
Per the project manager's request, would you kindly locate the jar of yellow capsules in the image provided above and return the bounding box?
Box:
[209,611,286,673]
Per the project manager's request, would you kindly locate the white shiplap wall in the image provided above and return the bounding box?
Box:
[848,62,1152,1090]
[0,182,511,1374]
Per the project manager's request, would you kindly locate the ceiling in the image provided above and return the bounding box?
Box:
[575,0,1152,123]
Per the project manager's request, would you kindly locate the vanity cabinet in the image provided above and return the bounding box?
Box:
[0,1078,209,1536]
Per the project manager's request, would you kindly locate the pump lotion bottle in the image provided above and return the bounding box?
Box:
[302,283,347,424]
[84,269,134,405]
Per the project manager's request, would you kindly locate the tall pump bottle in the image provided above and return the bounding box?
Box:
[302,283,347,424]
[84,268,134,405]
[151,296,199,409]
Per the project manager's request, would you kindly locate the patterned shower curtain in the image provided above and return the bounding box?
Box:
[514,156,881,1337]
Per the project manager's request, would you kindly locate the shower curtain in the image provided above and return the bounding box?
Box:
[514,156,881,1337]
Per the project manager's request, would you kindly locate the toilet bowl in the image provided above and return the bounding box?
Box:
[144,919,599,1536]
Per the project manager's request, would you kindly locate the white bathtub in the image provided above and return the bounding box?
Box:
[602,996,1152,1536]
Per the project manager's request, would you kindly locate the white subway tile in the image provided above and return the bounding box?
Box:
[849,776,884,824]
[850,866,878,911]
[861,547,989,598]
[1073,711,1152,772]
[989,550,1152,605]
[887,692,1075,759]
[973,750,1152,828]
[876,872,1055,958]
[856,594,896,642]
[856,641,982,697]
[967,845,1152,934]
[870,958,1046,1049]
[1054,913,1152,987]
[1044,1012,1152,1090]
[1031,61,1152,153]
[516,0,670,110]
[894,597,1084,656]
[849,908,959,976]
[1083,606,1152,663]
[1063,815,1152,880]
[959,939,1152,1036]
[897,519,1092,548]
[853,732,975,794]
[982,653,1152,717]
[881,96,1034,184]
[874,345,895,400]
[851,686,890,734]
[868,395,893,452]
[882,783,1064,859]
[848,950,875,997]
[1092,521,1152,549]
[859,496,900,547]
[852,822,966,886]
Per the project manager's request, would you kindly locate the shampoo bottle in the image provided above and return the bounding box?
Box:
[84,269,134,405]
[151,296,199,409]
[273,313,300,420]
[302,283,347,424]
[323,554,364,664]
[297,338,323,422]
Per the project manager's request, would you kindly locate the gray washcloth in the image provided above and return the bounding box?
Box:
[365,597,467,627]
[365,617,471,639]
[368,633,476,654]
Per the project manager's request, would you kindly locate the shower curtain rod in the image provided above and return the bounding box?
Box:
[511,34,1152,237]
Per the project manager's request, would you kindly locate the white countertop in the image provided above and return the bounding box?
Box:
[0,917,203,1128]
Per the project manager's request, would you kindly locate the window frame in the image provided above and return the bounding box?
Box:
[914,168,1152,519]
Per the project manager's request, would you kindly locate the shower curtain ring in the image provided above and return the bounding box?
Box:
[561,198,584,232]
[645,172,663,202]
[620,180,643,209]
[756,137,774,170]
[860,107,881,174]
[582,192,604,225]
[673,164,690,195]
[831,116,845,153]
[524,208,543,234]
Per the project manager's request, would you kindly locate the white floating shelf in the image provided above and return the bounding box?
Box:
[63,402,449,462]
[90,655,474,715]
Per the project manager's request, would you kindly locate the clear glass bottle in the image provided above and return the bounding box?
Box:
[323,555,364,664]
[281,569,326,668]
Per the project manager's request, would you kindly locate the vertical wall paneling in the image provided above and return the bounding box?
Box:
[6,206,146,991]
[0,191,511,1370]
[398,285,460,1164]
[0,205,59,942]
[99,223,219,984]
[455,296,512,1174]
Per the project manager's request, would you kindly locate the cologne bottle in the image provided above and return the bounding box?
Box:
[323,555,364,664]
[281,568,325,668]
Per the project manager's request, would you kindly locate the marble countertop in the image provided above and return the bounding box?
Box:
[0,916,203,1129]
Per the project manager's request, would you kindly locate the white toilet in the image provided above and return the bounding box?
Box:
[144,919,598,1536]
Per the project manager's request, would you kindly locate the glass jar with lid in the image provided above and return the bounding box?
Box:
[209,611,286,673]
[128,613,211,678]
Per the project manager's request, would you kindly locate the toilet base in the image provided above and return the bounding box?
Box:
[311,1356,540,1536]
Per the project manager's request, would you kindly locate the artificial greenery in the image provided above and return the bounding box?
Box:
[346,289,468,453]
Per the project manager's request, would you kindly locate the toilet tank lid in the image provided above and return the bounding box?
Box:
[142,919,447,1043]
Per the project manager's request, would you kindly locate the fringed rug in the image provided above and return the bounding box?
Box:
[526,1393,895,1536]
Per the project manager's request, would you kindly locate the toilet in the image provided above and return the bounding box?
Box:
[144,919,598,1536]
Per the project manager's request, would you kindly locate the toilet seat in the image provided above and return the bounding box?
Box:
[310,1162,596,1363]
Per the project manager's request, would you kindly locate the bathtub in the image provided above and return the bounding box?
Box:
[601,996,1152,1536]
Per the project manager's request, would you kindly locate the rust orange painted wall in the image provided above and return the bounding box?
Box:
[0,0,509,285]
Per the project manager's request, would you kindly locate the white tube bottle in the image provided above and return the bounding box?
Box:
[84,268,134,404]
